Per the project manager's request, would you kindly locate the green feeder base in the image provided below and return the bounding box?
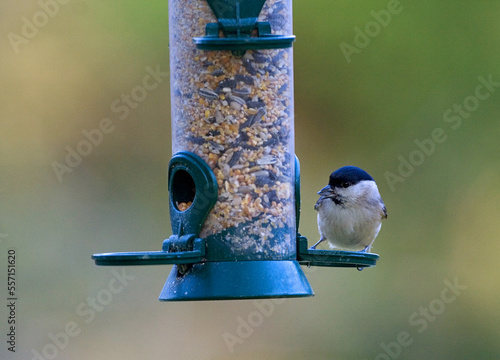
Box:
[159,260,314,301]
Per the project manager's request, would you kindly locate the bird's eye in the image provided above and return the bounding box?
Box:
[341,182,351,188]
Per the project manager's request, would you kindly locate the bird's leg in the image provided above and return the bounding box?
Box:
[358,245,370,253]
[310,237,325,250]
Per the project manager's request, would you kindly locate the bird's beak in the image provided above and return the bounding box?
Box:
[317,185,336,198]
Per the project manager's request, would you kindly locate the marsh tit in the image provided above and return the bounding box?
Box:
[311,166,387,252]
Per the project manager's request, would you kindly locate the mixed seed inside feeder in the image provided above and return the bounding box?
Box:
[170,0,295,258]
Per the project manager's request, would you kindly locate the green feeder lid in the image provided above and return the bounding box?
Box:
[193,0,295,53]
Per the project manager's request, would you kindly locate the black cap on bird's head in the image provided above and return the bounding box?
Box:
[328,166,374,189]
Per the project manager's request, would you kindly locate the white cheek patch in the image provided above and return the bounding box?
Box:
[345,180,380,200]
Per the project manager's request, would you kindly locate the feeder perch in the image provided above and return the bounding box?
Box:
[92,0,379,301]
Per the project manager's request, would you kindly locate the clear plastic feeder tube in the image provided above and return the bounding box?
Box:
[169,0,295,260]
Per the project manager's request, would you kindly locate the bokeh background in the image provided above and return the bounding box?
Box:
[1,1,500,359]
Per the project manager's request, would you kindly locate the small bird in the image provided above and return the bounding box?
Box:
[311,166,387,252]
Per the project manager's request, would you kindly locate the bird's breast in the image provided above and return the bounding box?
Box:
[317,199,382,249]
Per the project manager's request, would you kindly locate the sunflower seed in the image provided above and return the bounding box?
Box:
[242,59,257,75]
[228,150,242,166]
[255,176,273,187]
[199,88,219,100]
[254,107,267,121]
[209,141,224,152]
[246,100,266,109]
[227,95,246,106]
[272,51,283,63]
[241,107,267,129]
[207,130,220,137]
[252,52,268,63]
[211,69,224,76]
[256,155,276,165]
[267,190,279,203]
[233,87,251,97]
[188,136,205,145]
[218,79,237,89]
[235,74,254,85]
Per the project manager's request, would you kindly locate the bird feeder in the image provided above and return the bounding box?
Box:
[92,0,379,301]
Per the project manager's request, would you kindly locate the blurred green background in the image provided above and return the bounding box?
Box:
[1,1,500,359]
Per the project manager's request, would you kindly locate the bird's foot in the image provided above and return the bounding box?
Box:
[358,245,370,253]
[309,238,325,250]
